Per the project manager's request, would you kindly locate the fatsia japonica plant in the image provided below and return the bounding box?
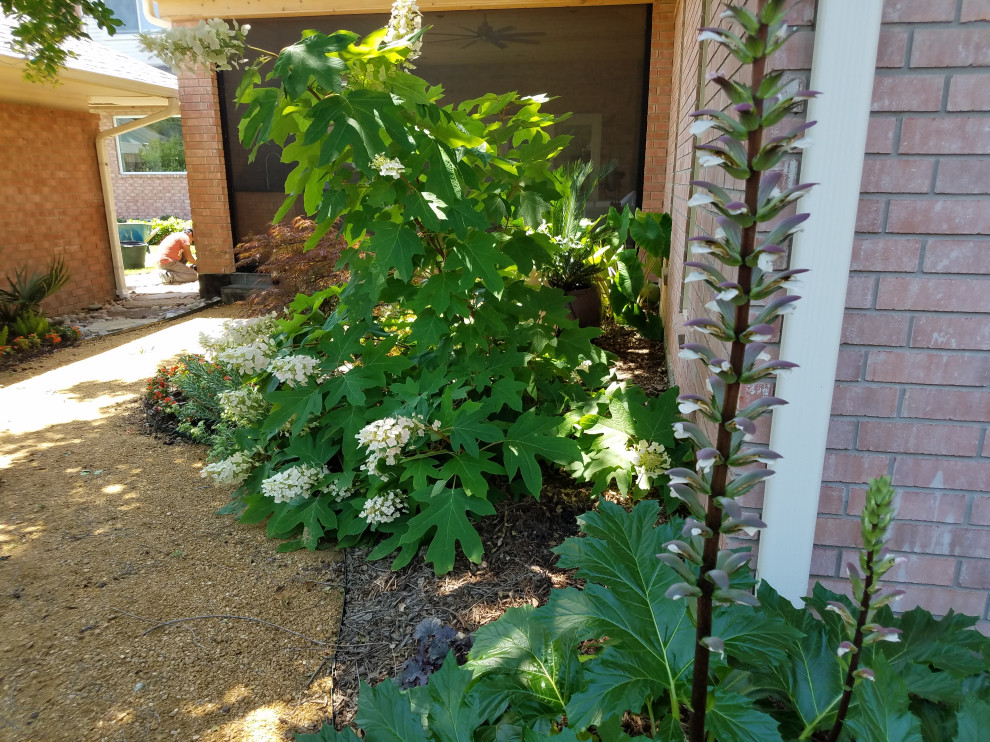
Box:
[158,1,680,575]
[295,2,989,740]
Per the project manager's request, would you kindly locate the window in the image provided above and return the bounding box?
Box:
[108,0,141,33]
[114,116,186,174]
[103,0,160,33]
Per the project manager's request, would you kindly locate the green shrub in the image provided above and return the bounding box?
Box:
[145,14,685,574]
[0,256,69,324]
[10,310,49,337]
[148,216,192,245]
[299,490,990,742]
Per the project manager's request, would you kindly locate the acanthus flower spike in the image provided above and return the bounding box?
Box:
[725,416,757,440]
[665,539,704,565]
[695,447,721,474]
[678,343,715,362]
[740,359,799,384]
[684,260,730,285]
[724,468,775,499]
[657,553,699,583]
[716,549,754,575]
[690,179,734,204]
[741,323,775,343]
[667,468,712,495]
[753,294,802,324]
[672,421,715,450]
[727,447,782,468]
[683,518,713,539]
[678,394,717,419]
[737,395,788,420]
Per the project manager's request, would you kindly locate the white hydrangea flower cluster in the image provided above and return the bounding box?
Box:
[371,154,406,178]
[139,19,250,72]
[200,315,280,376]
[383,0,423,62]
[359,490,407,525]
[268,355,320,387]
[326,479,355,502]
[261,464,328,504]
[201,451,256,487]
[215,341,274,376]
[356,416,438,474]
[628,440,672,491]
[218,385,269,427]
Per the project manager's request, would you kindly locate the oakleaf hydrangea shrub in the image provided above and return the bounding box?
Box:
[147,1,684,573]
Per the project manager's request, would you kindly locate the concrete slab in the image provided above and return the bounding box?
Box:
[82,317,160,335]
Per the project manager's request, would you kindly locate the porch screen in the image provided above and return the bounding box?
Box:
[219,6,651,242]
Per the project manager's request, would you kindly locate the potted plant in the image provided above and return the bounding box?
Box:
[538,160,620,327]
[542,239,605,327]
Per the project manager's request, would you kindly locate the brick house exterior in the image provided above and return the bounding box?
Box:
[101,114,191,221]
[175,67,235,276]
[0,18,179,315]
[152,0,988,627]
[0,103,117,317]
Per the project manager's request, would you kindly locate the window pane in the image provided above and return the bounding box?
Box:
[105,0,140,33]
[115,116,186,173]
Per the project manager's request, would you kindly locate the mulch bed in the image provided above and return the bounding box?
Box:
[0,338,83,373]
[317,482,591,730]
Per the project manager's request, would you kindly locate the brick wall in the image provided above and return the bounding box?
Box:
[101,115,190,220]
[642,0,678,214]
[811,0,990,626]
[658,0,989,625]
[177,65,235,275]
[0,102,116,316]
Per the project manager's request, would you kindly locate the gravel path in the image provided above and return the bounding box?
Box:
[0,307,343,742]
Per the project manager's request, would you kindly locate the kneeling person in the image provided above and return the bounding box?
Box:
[157,228,198,285]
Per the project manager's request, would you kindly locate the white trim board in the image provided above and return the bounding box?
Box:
[756,1,884,604]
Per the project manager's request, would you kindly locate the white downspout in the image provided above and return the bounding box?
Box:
[756,2,884,604]
[96,97,180,298]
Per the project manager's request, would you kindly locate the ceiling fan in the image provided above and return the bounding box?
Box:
[431,16,546,49]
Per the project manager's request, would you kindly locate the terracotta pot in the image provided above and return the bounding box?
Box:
[565,286,602,328]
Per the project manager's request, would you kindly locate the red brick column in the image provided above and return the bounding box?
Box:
[177,66,234,276]
[643,1,679,213]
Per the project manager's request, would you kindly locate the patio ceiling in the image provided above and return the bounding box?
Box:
[153,0,647,21]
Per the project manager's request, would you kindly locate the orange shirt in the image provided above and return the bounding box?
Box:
[156,232,193,267]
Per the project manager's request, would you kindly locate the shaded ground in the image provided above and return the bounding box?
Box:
[0,263,206,374]
[322,489,589,731]
[1,309,668,740]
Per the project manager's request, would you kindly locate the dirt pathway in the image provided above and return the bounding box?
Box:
[0,309,342,742]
